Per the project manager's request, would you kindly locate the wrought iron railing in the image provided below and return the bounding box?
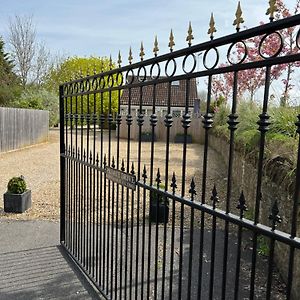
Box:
[60,1,300,299]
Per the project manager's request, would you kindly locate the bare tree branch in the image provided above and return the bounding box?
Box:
[8,15,36,87]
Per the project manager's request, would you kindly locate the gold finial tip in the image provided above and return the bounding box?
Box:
[208,12,217,39]
[266,0,278,21]
[140,41,145,60]
[128,47,133,63]
[186,21,194,46]
[153,35,159,56]
[169,29,175,51]
[117,51,122,66]
[233,1,244,31]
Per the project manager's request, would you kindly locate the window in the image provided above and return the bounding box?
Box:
[171,80,180,86]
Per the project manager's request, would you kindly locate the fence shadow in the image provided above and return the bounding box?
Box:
[0,245,101,300]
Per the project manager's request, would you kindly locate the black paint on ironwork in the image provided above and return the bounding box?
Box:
[59,13,300,300]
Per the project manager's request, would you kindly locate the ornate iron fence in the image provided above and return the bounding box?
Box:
[60,2,300,299]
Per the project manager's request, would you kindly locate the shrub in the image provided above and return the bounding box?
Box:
[7,176,27,194]
[14,87,59,127]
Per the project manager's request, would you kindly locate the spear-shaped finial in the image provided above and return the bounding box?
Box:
[168,29,175,52]
[186,21,194,47]
[170,172,177,194]
[153,35,159,57]
[118,50,122,67]
[128,47,133,64]
[211,184,219,209]
[233,1,244,32]
[266,0,278,22]
[79,67,83,78]
[142,165,147,182]
[269,200,282,230]
[140,41,145,61]
[109,54,113,70]
[237,191,247,219]
[208,13,217,40]
[93,63,97,75]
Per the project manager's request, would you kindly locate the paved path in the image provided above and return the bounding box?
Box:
[0,219,102,300]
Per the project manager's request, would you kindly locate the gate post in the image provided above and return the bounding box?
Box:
[59,85,66,243]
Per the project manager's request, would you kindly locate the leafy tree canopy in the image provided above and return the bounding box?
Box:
[0,36,20,106]
[45,56,120,116]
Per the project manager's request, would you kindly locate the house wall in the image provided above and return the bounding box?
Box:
[118,115,205,144]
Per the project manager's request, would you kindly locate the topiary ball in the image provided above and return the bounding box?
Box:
[7,176,27,194]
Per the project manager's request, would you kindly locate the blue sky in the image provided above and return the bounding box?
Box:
[0,0,298,62]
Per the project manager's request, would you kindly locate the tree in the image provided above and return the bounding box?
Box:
[45,56,120,117]
[0,36,20,106]
[212,0,300,106]
[8,15,52,87]
[275,0,300,106]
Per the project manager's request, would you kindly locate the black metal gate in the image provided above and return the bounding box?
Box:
[60,4,300,299]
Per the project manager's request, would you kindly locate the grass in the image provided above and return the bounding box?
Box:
[212,102,299,166]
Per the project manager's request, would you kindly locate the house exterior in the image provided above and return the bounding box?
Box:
[120,76,199,117]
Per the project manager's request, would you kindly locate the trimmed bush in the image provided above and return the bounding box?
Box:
[7,176,27,194]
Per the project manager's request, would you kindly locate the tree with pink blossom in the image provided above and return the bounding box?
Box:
[212,0,300,106]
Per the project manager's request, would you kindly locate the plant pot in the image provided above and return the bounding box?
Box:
[174,134,192,144]
[4,190,31,213]
[149,199,169,223]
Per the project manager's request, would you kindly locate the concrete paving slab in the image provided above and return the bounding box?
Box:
[0,219,102,300]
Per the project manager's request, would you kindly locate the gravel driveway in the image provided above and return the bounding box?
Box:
[0,130,60,221]
[0,129,233,221]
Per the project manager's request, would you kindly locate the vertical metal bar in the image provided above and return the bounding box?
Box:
[89,150,93,274]
[161,81,172,300]
[99,91,104,288]
[209,186,218,300]
[115,88,122,300]
[250,66,271,300]
[77,147,81,260]
[265,238,275,299]
[108,88,114,297]
[59,85,66,243]
[96,151,99,282]
[234,193,246,300]
[147,83,157,299]
[72,147,75,255]
[70,92,74,254]
[74,94,78,258]
[80,93,84,264]
[168,189,176,300]
[197,74,213,299]
[178,79,190,300]
[119,178,125,300]
[187,181,196,300]
[135,85,143,300]
[103,154,107,293]
[286,115,300,299]
[222,70,239,299]
[141,166,147,299]
[83,149,87,268]
[125,86,133,299]
[92,92,97,279]
[130,170,135,300]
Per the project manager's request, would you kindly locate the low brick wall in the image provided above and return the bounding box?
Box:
[209,134,300,299]
[119,116,205,144]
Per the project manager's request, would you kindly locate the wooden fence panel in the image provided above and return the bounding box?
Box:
[0,107,49,153]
